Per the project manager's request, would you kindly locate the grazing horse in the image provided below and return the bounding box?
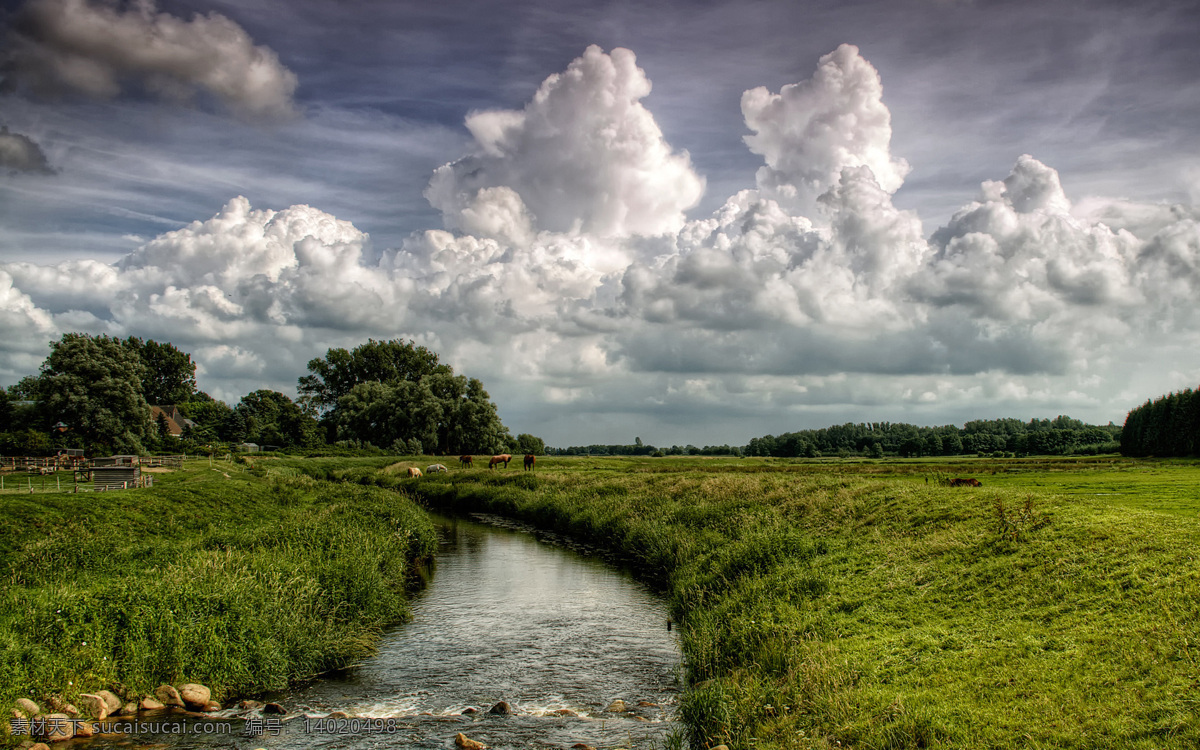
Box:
[949,477,981,487]
[524,454,536,471]
[407,467,422,478]
[426,464,448,473]
[459,455,473,468]
[489,454,512,469]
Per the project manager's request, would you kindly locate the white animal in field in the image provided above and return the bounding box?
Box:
[426,464,448,473]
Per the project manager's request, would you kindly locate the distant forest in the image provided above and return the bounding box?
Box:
[552,416,1123,458]
[1120,387,1200,457]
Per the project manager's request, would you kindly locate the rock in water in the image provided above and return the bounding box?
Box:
[455,733,488,749]
[487,701,512,715]
[605,699,626,713]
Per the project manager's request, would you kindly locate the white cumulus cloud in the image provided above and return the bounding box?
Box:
[425,45,705,241]
[742,44,911,219]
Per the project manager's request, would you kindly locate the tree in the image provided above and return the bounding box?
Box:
[235,390,319,448]
[155,411,173,447]
[37,333,152,453]
[298,339,451,413]
[126,337,197,404]
[178,394,232,440]
[517,433,546,455]
[330,374,513,455]
[0,389,10,433]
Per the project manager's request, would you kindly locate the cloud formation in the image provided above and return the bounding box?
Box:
[3,0,297,120]
[425,45,704,241]
[742,44,911,219]
[0,125,54,173]
[3,43,1200,439]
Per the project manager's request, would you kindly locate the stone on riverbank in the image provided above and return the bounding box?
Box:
[154,685,184,707]
[73,720,95,738]
[140,697,165,711]
[455,732,487,749]
[42,713,74,742]
[177,683,211,709]
[263,703,286,715]
[77,694,108,720]
[605,700,626,713]
[16,698,40,716]
[119,702,138,717]
[96,690,121,714]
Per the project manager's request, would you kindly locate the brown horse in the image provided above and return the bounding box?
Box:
[524,454,536,471]
[949,477,981,487]
[459,455,473,468]
[407,467,422,478]
[489,454,512,469]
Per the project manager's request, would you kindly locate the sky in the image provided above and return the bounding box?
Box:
[2,0,1200,447]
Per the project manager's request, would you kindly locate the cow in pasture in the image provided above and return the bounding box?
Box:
[524,454,536,471]
[489,454,512,469]
[407,467,423,478]
[948,477,982,487]
[459,455,473,468]
[426,464,448,473]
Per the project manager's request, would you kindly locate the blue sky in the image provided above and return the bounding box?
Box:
[2,0,1199,446]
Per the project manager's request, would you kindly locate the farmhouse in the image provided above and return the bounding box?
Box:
[150,405,196,437]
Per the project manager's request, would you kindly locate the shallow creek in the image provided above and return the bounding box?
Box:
[84,512,683,749]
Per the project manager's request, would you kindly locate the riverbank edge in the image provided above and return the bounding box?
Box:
[1,462,438,747]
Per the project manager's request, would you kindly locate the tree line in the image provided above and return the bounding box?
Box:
[740,417,1121,458]
[549,417,1122,458]
[0,334,538,457]
[1120,387,1200,457]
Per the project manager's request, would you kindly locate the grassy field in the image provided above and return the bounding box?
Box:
[0,457,436,731]
[323,453,1200,750]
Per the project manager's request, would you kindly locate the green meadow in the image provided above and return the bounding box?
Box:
[0,458,436,729]
[3,454,1198,750]
[331,454,1199,750]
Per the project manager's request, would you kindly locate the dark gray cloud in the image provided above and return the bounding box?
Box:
[0,125,53,173]
[3,0,297,120]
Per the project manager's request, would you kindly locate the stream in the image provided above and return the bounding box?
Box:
[81,512,684,749]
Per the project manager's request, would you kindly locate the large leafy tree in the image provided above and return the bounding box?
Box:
[311,338,518,454]
[38,333,152,454]
[126,337,197,404]
[330,373,512,455]
[235,389,320,448]
[298,339,451,414]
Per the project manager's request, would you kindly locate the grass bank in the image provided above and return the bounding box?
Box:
[0,458,436,730]
[356,455,1199,749]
